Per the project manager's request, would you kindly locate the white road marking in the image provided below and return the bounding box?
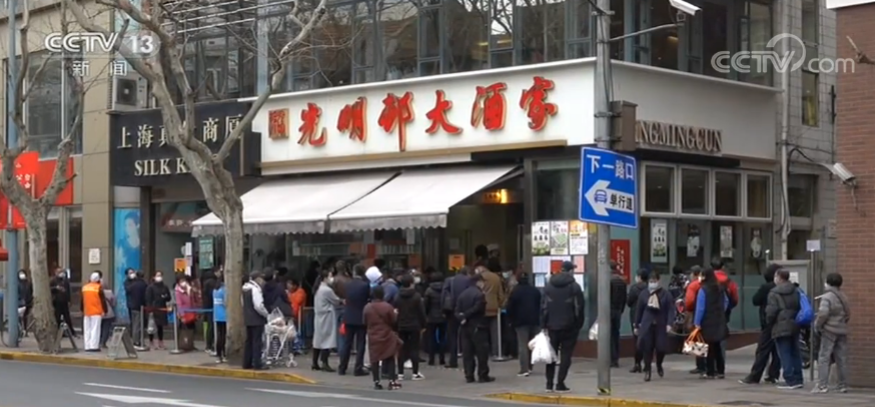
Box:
[76,392,224,407]
[247,388,470,407]
[83,383,171,393]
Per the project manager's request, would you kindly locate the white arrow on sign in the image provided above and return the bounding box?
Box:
[76,392,224,407]
[247,388,468,407]
[585,179,635,217]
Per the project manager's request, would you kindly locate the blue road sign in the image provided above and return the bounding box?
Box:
[578,147,638,229]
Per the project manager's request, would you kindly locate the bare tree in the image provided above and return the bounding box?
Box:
[64,0,327,358]
[0,3,98,352]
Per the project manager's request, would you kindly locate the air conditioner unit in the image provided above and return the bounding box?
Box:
[111,70,149,111]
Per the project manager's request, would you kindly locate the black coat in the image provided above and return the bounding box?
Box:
[635,288,675,352]
[343,277,371,326]
[124,278,148,310]
[51,277,70,306]
[627,281,647,327]
[201,274,217,310]
[423,282,446,324]
[395,287,426,331]
[145,282,171,326]
[263,280,292,318]
[610,274,627,317]
[506,282,541,328]
[455,285,487,329]
[541,272,585,331]
[699,284,728,343]
[752,281,775,328]
[765,282,801,339]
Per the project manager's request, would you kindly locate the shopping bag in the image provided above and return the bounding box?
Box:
[147,313,157,335]
[588,322,599,340]
[528,331,557,364]
[682,327,709,357]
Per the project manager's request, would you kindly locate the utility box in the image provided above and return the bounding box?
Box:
[610,100,638,152]
[770,260,811,293]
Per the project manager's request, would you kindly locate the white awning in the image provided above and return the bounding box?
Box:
[191,172,396,237]
[328,166,519,232]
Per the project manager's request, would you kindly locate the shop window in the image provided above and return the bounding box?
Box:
[714,172,740,217]
[802,71,819,127]
[740,1,772,86]
[675,219,706,271]
[787,229,812,260]
[787,174,816,217]
[536,167,580,221]
[644,165,673,213]
[649,0,679,71]
[681,168,708,215]
[700,1,729,79]
[69,215,83,284]
[746,174,771,218]
[801,0,818,45]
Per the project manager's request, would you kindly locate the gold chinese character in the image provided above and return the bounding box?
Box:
[118,126,132,149]
[137,124,154,148]
[203,117,219,143]
[226,115,242,136]
[159,126,168,146]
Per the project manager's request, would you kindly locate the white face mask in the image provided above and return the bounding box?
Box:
[648,282,659,291]
[327,277,335,285]
[414,277,421,284]
[502,272,511,279]
[155,277,163,283]
[18,273,25,280]
[129,273,136,280]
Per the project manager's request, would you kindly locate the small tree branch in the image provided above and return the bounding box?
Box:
[847,36,875,65]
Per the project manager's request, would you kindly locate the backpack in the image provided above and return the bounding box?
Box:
[795,289,814,326]
[719,278,739,310]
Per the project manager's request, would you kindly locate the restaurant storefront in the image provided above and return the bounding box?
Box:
[192,58,780,348]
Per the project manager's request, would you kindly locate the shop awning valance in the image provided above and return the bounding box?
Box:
[191,172,397,237]
[328,166,520,232]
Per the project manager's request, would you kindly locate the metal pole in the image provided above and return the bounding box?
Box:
[594,0,613,395]
[808,250,815,381]
[4,0,20,348]
[493,310,507,362]
[170,305,181,354]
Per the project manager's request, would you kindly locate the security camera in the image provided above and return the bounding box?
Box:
[827,162,856,185]
[669,0,701,15]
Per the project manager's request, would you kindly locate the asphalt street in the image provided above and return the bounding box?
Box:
[0,360,531,407]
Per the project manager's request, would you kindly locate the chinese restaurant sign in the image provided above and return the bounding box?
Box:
[256,63,596,164]
[109,101,262,187]
[0,152,75,230]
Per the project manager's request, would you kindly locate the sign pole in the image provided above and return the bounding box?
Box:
[594,0,614,394]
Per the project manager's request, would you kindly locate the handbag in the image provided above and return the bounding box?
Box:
[682,327,709,357]
[147,313,157,335]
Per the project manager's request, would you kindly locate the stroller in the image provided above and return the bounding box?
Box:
[263,309,298,368]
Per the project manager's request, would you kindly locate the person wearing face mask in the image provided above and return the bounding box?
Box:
[633,271,675,381]
[145,272,171,349]
[395,274,427,380]
[242,270,270,370]
[812,272,850,393]
[694,268,730,379]
[541,261,585,392]
[81,272,107,351]
[175,275,197,351]
[51,270,76,337]
[124,268,148,347]
[479,263,506,359]
[17,270,33,336]
[609,262,628,368]
[684,267,706,373]
[627,269,650,373]
[740,264,781,385]
[456,273,493,383]
[312,270,341,371]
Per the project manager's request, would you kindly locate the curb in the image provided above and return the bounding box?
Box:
[485,393,723,407]
[0,351,317,385]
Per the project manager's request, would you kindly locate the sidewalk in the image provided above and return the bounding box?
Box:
[4,336,874,407]
[0,336,315,384]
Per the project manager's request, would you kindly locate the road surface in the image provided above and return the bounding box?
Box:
[0,360,527,407]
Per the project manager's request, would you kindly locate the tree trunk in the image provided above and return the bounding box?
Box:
[22,207,58,353]
[221,204,245,360]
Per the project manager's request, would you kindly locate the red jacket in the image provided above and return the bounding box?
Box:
[685,279,701,312]
[715,270,739,307]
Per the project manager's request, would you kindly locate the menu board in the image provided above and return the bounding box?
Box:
[532,221,551,255]
[550,221,569,255]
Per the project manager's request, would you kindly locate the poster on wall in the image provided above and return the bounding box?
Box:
[720,225,733,258]
[750,228,763,259]
[198,237,214,270]
[531,222,551,255]
[610,239,631,283]
[532,256,550,275]
[568,220,588,255]
[113,208,141,323]
[550,221,569,255]
[650,219,668,264]
[687,224,700,257]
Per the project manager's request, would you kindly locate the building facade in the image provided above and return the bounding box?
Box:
[0,2,116,308]
[830,0,875,387]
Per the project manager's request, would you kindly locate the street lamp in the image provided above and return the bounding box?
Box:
[591,0,700,395]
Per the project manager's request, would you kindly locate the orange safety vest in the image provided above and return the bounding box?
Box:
[82,282,103,316]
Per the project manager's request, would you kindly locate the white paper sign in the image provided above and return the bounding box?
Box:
[88,248,101,265]
[806,239,821,252]
[650,219,668,264]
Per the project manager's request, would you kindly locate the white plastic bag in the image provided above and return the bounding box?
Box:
[588,322,598,340]
[147,313,157,335]
[528,331,557,364]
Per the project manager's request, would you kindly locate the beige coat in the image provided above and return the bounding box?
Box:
[481,270,506,317]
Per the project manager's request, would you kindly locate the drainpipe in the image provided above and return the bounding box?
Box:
[779,0,791,261]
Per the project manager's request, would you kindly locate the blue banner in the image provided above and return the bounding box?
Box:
[113,208,141,322]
